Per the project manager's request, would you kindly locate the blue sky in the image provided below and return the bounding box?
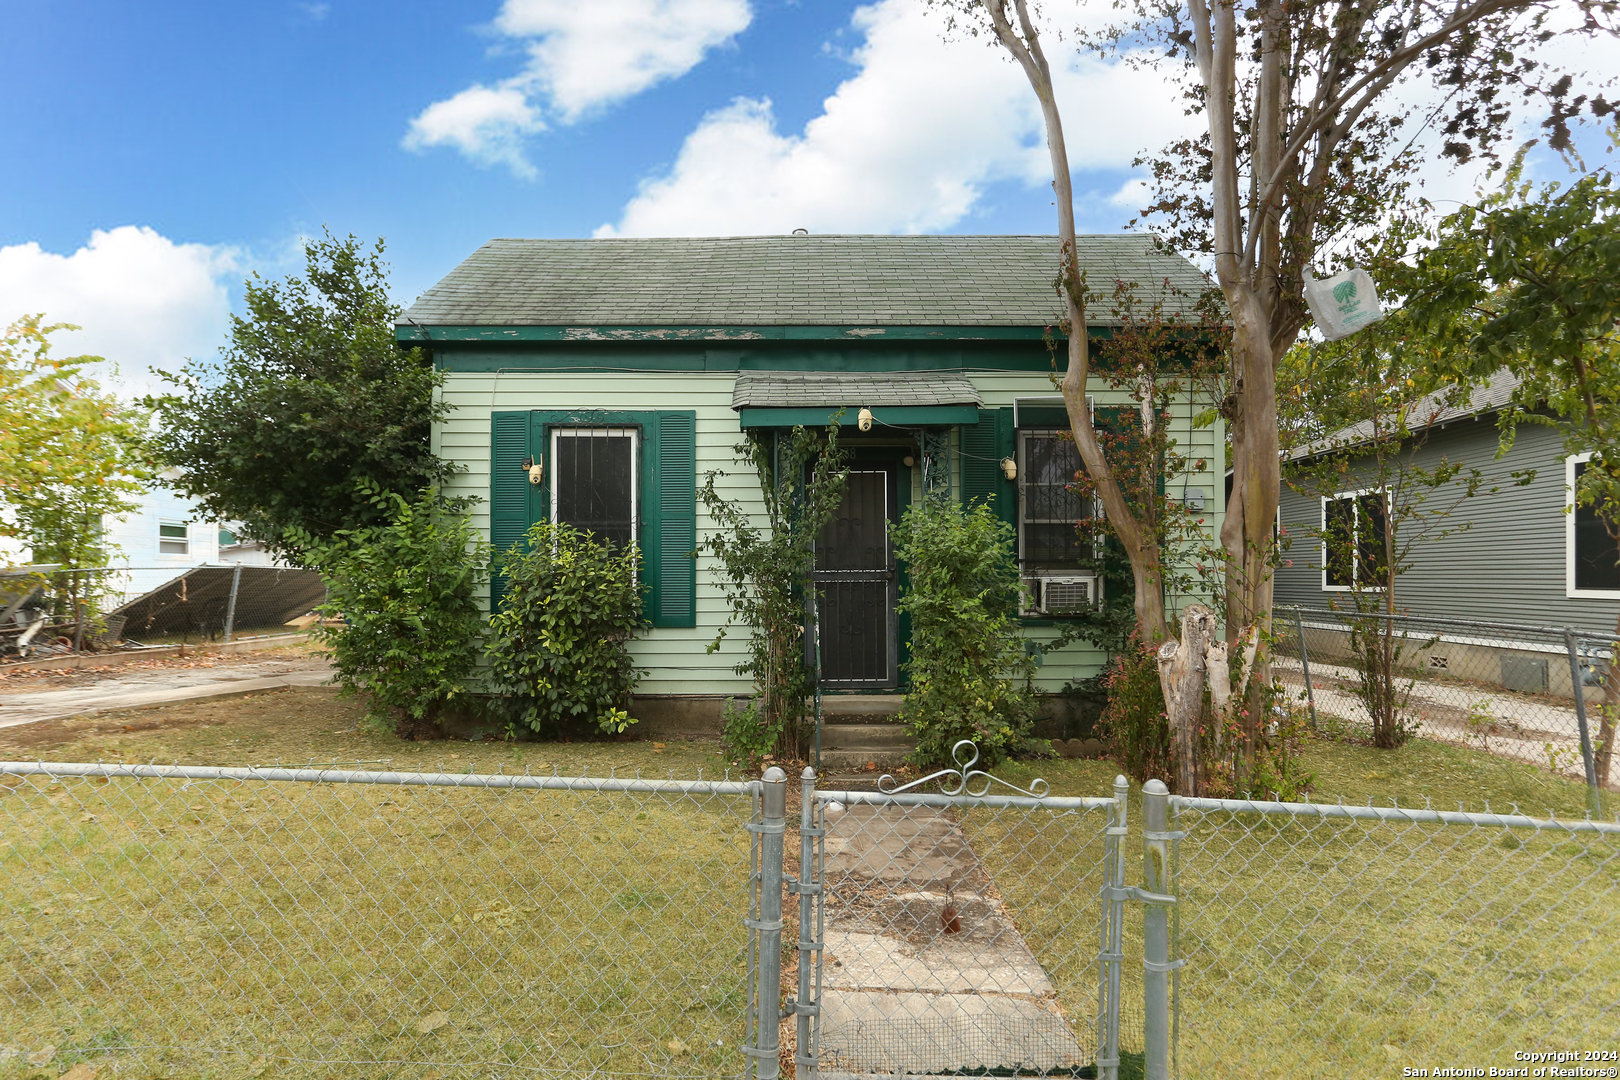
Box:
[2,0,1616,393]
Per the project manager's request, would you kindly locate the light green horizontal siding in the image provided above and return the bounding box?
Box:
[438,370,1222,695]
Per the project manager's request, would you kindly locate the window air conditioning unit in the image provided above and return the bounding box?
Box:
[1023,574,1101,615]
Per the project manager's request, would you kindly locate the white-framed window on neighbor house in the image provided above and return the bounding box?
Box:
[1566,453,1620,596]
[158,520,190,556]
[1320,489,1387,591]
[550,427,639,552]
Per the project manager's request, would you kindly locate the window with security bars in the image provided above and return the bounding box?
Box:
[550,427,638,551]
[158,520,189,556]
[1018,430,1094,570]
[1321,490,1387,589]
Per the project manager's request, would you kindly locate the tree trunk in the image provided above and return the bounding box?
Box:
[1158,606,1218,794]
[1220,304,1283,763]
[1598,610,1620,788]
[982,0,1173,647]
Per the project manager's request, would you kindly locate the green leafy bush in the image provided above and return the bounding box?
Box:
[1096,636,1173,783]
[298,485,487,738]
[893,499,1035,767]
[719,698,781,766]
[486,521,646,736]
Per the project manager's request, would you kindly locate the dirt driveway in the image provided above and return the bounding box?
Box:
[0,644,331,730]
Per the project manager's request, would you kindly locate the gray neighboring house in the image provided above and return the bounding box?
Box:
[1275,371,1620,636]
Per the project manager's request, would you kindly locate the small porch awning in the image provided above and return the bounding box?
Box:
[732,371,982,429]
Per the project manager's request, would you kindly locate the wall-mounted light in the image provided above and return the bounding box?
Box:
[857,407,874,432]
[1000,457,1017,481]
[902,454,916,467]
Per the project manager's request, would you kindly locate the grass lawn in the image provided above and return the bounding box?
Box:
[976,736,1619,1079]
[0,690,754,1079]
[1,690,1615,1077]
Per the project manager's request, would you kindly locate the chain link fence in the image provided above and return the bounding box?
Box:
[4,755,1617,1079]
[1169,793,1620,1080]
[804,777,1120,1078]
[1275,607,1618,795]
[0,762,756,1078]
[3,566,324,660]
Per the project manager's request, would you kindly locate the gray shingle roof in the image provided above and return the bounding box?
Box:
[732,371,983,409]
[1290,369,1522,461]
[400,234,1211,328]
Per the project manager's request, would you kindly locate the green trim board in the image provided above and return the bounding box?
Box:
[431,344,1063,374]
[487,409,697,628]
[739,405,980,429]
[400,324,1085,344]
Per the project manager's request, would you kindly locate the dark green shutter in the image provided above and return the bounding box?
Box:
[649,411,697,628]
[961,408,1016,527]
[489,411,533,614]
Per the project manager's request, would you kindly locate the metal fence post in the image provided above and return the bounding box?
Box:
[1564,629,1601,813]
[1295,606,1318,729]
[223,563,243,645]
[746,766,788,1078]
[1098,774,1129,1080]
[792,766,823,1078]
[1141,779,1175,1080]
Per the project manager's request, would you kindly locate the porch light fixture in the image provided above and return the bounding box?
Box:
[858,407,874,432]
[1000,457,1017,481]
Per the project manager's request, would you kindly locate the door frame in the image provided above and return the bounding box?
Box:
[811,448,911,692]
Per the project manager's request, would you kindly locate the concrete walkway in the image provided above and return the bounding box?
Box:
[815,803,1088,1078]
[0,656,331,730]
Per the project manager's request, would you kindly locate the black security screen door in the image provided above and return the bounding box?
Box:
[813,467,897,689]
[552,428,637,550]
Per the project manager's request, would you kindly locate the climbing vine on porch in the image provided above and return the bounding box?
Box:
[699,424,849,764]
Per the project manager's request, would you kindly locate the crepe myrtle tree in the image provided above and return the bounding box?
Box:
[934,0,1616,790]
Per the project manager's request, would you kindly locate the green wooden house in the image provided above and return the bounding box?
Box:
[398,234,1220,724]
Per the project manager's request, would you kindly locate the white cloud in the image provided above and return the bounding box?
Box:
[403,85,546,178]
[596,0,1200,237]
[402,0,750,176]
[0,226,237,399]
[497,0,752,122]
[1109,178,1151,209]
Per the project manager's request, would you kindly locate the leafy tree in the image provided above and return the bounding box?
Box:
[297,483,488,739]
[1406,159,1620,782]
[147,231,453,562]
[939,0,1615,789]
[1283,328,1526,747]
[1,315,155,635]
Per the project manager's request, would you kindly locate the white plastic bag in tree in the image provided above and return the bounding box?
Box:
[1303,266,1385,341]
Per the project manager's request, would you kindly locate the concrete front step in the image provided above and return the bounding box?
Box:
[819,723,913,750]
[818,748,912,772]
[820,695,904,718]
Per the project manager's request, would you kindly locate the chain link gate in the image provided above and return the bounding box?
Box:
[744,744,1179,1080]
